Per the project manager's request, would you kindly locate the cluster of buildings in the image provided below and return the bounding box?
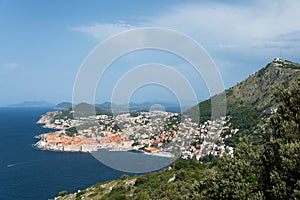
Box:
[36,132,99,152]
[180,119,238,160]
[36,114,135,152]
[36,110,237,159]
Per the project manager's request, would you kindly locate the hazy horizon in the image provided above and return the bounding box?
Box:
[3,99,197,107]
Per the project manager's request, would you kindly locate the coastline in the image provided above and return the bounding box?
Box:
[143,151,174,158]
[34,139,175,158]
[35,123,174,158]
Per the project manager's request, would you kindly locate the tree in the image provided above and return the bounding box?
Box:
[120,174,129,180]
[65,126,77,136]
[58,190,68,197]
[134,191,151,200]
[262,77,300,199]
[200,139,264,199]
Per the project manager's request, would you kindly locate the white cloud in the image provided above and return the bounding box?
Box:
[71,0,300,88]
[148,1,300,47]
[140,0,300,72]
[2,63,20,70]
[71,1,300,53]
[71,21,135,40]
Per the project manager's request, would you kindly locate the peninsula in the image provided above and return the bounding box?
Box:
[35,107,236,160]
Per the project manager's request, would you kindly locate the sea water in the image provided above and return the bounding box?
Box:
[0,107,126,199]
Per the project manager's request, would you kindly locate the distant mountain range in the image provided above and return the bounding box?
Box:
[55,101,190,113]
[96,101,190,113]
[6,100,188,113]
[7,101,55,107]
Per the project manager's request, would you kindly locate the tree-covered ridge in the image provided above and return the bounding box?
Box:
[55,77,300,200]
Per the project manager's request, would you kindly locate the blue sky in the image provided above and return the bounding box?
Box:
[1,0,300,106]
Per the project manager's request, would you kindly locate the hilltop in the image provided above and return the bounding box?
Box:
[55,102,72,109]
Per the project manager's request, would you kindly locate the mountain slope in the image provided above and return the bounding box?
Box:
[72,102,112,117]
[226,59,300,110]
[184,59,300,145]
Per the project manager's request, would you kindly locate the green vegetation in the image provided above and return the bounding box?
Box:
[58,190,68,197]
[65,127,78,137]
[49,108,74,123]
[262,78,300,199]
[56,77,300,200]
[129,112,139,117]
[73,102,112,117]
[55,102,72,109]
[281,59,300,69]
[120,174,130,180]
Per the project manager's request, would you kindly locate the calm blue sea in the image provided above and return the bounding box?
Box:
[0,107,127,200]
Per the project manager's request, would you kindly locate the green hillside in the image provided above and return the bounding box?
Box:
[72,102,112,117]
[184,59,300,146]
[55,102,72,109]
